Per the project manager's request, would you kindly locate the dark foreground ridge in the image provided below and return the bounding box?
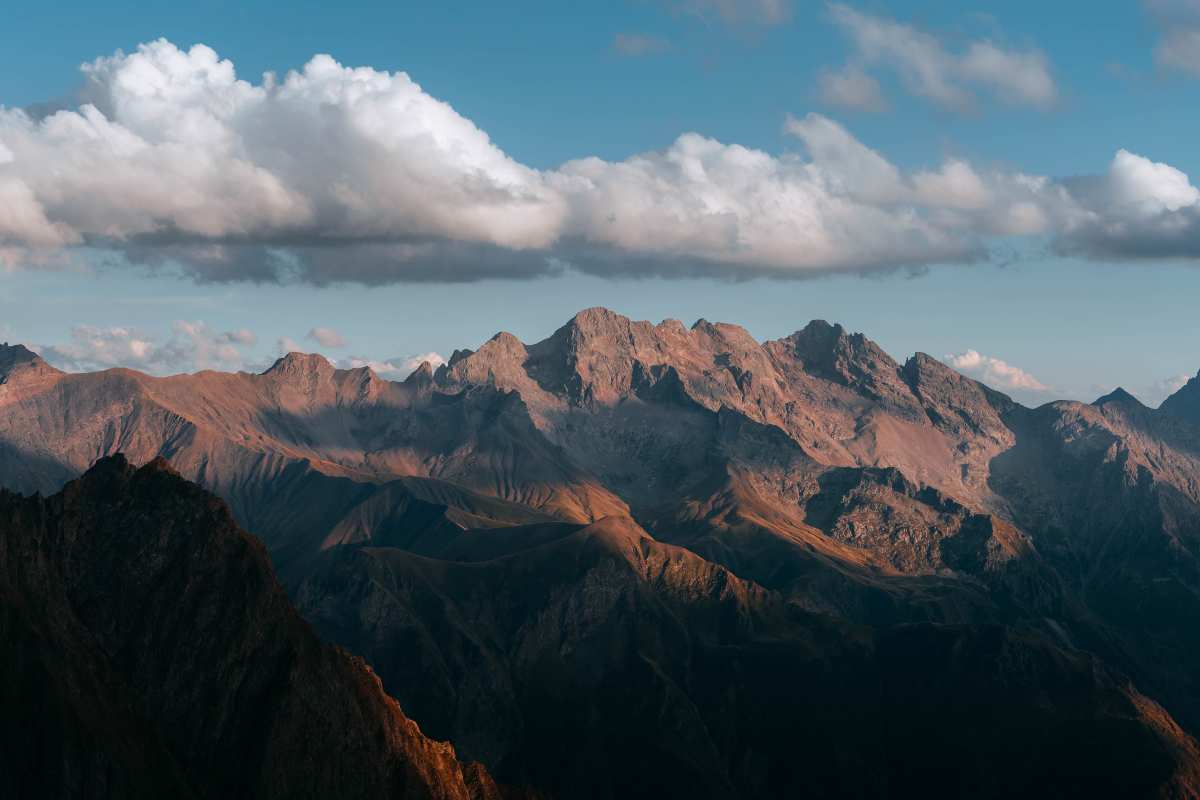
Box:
[0,455,503,800]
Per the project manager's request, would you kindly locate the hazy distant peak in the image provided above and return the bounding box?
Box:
[1093,386,1145,409]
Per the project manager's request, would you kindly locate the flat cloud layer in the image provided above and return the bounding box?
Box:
[0,39,1198,283]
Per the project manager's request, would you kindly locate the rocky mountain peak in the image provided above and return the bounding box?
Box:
[657,318,688,336]
[1160,372,1200,424]
[798,318,845,336]
[782,319,896,385]
[0,342,60,385]
[566,306,629,336]
[437,331,531,393]
[689,318,758,352]
[1094,386,1146,410]
[0,343,40,369]
[404,360,439,393]
[547,308,643,359]
[903,351,955,384]
[262,351,335,380]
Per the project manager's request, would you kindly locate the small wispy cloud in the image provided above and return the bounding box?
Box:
[613,33,672,56]
[817,64,888,112]
[306,327,347,348]
[667,0,791,26]
[826,4,1057,112]
[1145,0,1200,75]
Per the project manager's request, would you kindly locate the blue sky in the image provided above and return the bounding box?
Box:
[2,0,1199,404]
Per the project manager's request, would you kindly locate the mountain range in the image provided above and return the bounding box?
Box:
[3,307,1200,797]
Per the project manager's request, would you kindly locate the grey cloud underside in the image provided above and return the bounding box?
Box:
[112,237,985,285]
[115,238,568,285]
[1055,207,1200,261]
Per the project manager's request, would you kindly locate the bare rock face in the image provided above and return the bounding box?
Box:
[0,456,500,800]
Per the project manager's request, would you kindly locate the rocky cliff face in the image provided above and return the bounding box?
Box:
[4,308,1200,797]
[0,455,501,800]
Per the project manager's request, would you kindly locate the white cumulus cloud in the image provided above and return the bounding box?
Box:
[1056,149,1200,259]
[0,40,564,280]
[613,33,673,56]
[0,38,1198,281]
[945,349,1049,393]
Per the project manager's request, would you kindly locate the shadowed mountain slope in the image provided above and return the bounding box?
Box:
[0,455,502,800]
